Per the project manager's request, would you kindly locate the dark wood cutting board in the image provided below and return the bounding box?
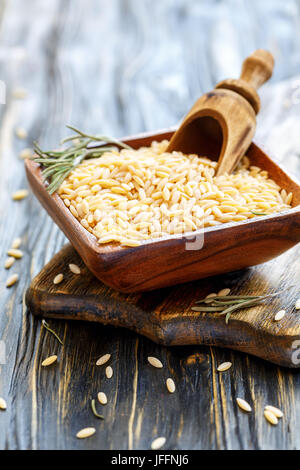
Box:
[25,243,300,368]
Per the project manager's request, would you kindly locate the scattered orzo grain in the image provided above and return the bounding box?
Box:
[218,288,231,296]
[97,392,108,405]
[12,189,29,201]
[217,362,232,372]
[0,398,7,410]
[96,353,111,366]
[282,98,291,109]
[53,273,64,285]
[166,378,176,393]
[69,263,81,274]
[6,274,19,287]
[151,437,166,450]
[274,310,286,321]
[147,356,163,369]
[4,257,15,269]
[11,237,22,249]
[7,248,23,259]
[295,299,300,310]
[15,127,27,139]
[205,293,217,303]
[265,405,283,418]
[41,355,57,367]
[12,87,27,99]
[19,148,32,160]
[236,398,252,412]
[264,409,278,425]
[58,141,292,247]
[76,427,96,439]
[105,366,113,379]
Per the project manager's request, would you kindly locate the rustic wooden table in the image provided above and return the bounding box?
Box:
[1,0,300,450]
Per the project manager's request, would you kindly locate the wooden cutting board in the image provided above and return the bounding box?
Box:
[25,243,300,368]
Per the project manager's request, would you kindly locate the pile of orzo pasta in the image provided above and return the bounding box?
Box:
[58,140,293,247]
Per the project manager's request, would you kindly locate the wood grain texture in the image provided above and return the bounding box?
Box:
[26,243,300,368]
[1,0,300,450]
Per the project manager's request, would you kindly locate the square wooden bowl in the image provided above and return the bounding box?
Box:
[25,129,300,293]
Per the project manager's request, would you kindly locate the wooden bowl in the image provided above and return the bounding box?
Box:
[25,128,300,293]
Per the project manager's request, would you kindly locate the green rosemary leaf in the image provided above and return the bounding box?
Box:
[83,147,118,158]
[225,312,232,324]
[221,298,261,316]
[195,295,261,304]
[251,211,268,216]
[191,306,226,312]
[66,125,132,149]
[91,399,105,419]
[211,299,258,305]
[48,171,71,194]
[42,320,63,345]
[33,125,133,194]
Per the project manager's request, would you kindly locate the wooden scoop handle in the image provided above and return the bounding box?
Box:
[213,49,274,176]
[240,49,274,89]
[216,49,274,114]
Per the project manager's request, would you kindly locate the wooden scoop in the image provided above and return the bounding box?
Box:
[167,49,274,175]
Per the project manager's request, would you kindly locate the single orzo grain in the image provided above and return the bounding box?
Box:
[166,378,176,393]
[15,127,27,139]
[19,148,32,160]
[41,355,57,367]
[12,189,29,201]
[4,257,15,269]
[274,310,286,321]
[151,437,166,450]
[236,398,252,412]
[217,362,232,372]
[11,237,22,249]
[264,409,278,425]
[7,248,23,259]
[97,392,108,405]
[76,427,96,439]
[12,87,27,99]
[6,274,19,287]
[105,366,113,379]
[53,273,64,285]
[205,293,217,303]
[96,354,111,366]
[147,356,163,369]
[218,288,231,296]
[69,263,81,274]
[0,398,7,410]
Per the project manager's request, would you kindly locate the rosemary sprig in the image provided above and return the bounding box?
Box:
[192,290,288,324]
[195,295,261,304]
[42,319,64,345]
[33,125,132,194]
[91,399,105,420]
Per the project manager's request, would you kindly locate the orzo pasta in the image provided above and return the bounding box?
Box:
[58,140,293,247]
